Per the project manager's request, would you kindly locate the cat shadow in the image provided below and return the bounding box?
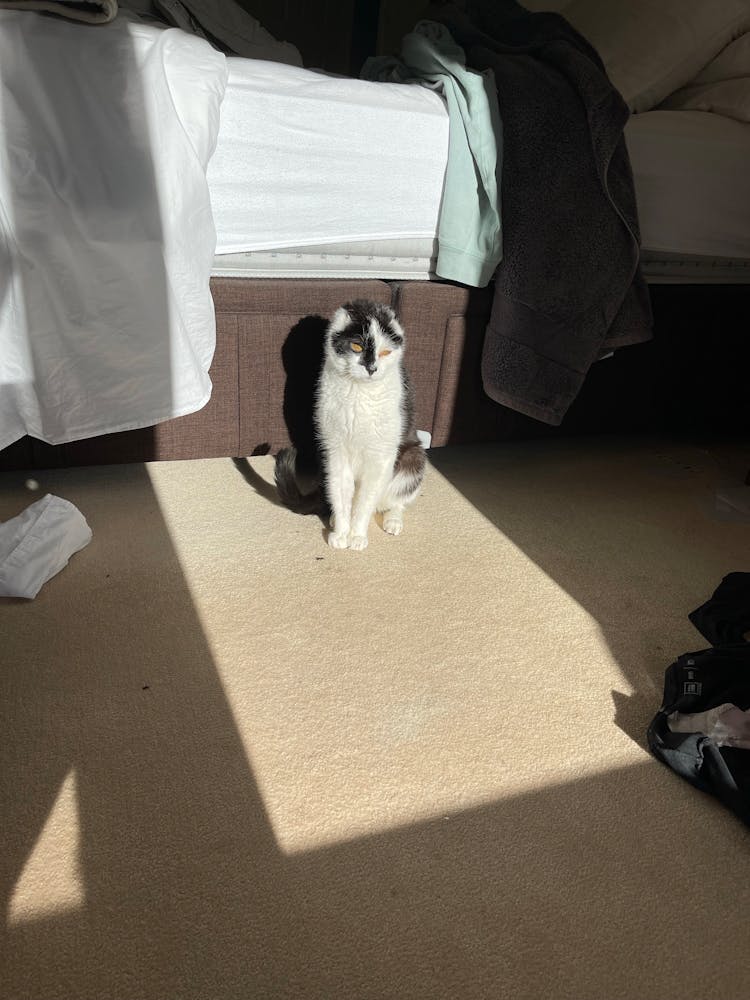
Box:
[232,315,329,518]
[281,314,331,535]
[281,314,327,483]
[231,457,284,507]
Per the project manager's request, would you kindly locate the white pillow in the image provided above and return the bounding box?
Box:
[660,33,750,122]
[563,0,750,112]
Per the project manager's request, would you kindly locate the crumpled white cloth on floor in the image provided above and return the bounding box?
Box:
[0,494,92,599]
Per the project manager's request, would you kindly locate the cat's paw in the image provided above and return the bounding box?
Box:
[328,531,350,550]
[349,534,369,551]
[382,516,403,536]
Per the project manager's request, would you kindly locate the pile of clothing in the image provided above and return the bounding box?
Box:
[649,573,750,827]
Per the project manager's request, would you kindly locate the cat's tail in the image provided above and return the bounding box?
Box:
[274,447,328,516]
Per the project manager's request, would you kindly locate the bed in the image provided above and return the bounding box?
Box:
[209,60,750,287]
[1,0,749,470]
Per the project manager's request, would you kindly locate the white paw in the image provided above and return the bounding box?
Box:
[349,534,369,551]
[383,517,403,536]
[328,531,350,549]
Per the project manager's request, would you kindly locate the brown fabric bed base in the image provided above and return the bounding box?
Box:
[0,278,504,471]
[2,279,747,472]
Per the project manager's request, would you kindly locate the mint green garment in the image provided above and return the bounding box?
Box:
[363,20,502,288]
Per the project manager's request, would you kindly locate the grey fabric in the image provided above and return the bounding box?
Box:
[429,0,653,425]
[120,0,301,64]
[0,0,116,22]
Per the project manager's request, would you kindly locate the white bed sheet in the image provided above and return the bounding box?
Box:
[626,109,750,261]
[0,13,227,449]
[208,58,449,254]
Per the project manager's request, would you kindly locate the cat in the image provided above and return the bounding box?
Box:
[275,299,426,550]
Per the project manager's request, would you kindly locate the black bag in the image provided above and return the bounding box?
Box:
[647,644,750,827]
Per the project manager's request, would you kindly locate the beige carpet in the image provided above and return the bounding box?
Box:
[2,435,750,1000]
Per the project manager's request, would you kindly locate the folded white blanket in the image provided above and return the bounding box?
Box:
[209,57,448,254]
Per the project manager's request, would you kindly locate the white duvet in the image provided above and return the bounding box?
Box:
[208,57,449,254]
[0,12,227,449]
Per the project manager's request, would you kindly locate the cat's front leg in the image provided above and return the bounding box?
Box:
[349,462,391,551]
[325,450,354,549]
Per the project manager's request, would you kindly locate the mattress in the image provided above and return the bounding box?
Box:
[211,237,439,280]
[207,58,448,254]
[639,251,750,284]
[210,241,750,285]
[625,110,750,262]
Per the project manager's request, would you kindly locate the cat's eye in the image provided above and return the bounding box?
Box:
[378,349,392,358]
[350,343,363,353]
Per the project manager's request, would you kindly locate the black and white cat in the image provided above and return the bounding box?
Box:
[275,300,426,550]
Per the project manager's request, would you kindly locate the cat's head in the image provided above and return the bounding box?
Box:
[324,300,405,382]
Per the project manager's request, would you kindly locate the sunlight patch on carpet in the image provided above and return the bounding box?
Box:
[139,457,647,856]
[8,769,85,926]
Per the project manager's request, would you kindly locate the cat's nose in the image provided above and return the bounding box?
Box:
[366,365,377,376]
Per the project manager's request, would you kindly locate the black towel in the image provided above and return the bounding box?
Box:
[428,0,653,425]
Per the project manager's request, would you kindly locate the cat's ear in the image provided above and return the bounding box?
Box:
[328,306,352,335]
[387,315,405,347]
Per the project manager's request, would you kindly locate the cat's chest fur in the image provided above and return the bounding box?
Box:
[317,366,404,466]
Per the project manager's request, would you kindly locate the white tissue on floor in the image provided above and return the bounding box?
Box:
[0,494,92,599]
[416,430,432,450]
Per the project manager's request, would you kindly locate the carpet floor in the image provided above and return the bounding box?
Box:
[1,435,749,999]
